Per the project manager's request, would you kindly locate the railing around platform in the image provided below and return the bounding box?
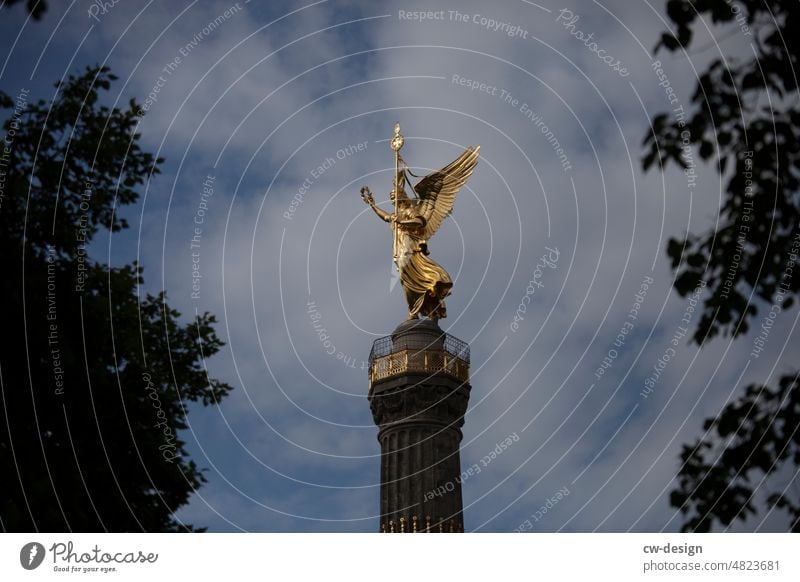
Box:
[368,333,470,384]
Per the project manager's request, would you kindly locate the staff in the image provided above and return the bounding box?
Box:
[389,122,404,264]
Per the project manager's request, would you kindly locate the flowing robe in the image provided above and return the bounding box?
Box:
[393,204,452,319]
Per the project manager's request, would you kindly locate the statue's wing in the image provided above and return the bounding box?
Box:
[413,145,480,239]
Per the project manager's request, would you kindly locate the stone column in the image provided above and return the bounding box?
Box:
[368,319,471,533]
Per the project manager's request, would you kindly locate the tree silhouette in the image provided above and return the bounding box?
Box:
[1,0,47,20]
[0,66,232,531]
[643,0,799,531]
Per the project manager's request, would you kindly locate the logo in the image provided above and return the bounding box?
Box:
[20,542,46,570]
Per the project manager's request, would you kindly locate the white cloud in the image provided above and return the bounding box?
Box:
[3,0,795,531]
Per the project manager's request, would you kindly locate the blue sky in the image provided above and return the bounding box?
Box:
[3,0,798,532]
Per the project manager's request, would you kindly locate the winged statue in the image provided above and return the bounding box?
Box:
[361,123,480,321]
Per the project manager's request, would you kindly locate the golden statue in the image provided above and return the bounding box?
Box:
[361,123,480,321]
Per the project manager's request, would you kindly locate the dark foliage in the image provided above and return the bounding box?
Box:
[644,1,799,531]
[644,0,800,344]
[672,373,800,531]
[1,0,47,20]
[0,66,232,532]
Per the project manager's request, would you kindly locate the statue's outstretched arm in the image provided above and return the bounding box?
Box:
[361,186,392,222]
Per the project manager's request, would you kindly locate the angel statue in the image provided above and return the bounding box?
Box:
[360,123,480,321]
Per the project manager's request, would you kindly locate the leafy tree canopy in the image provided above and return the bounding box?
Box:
[0,66,232,532]
[1,0,47,20]
[644,0,799,532]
